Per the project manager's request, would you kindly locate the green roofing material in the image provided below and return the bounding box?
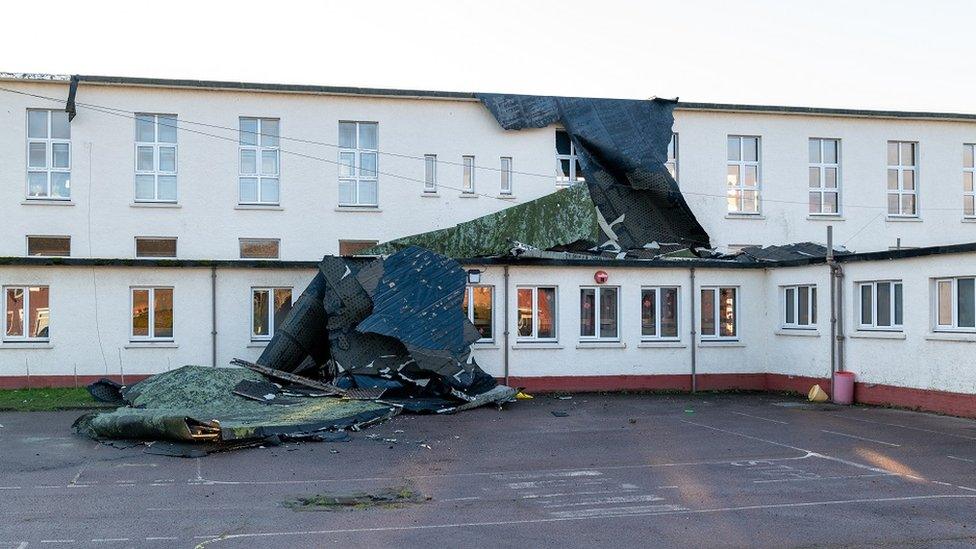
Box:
[74,366,398,442]
[363,183,601,257]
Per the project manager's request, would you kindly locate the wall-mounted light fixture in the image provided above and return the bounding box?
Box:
[467,269,482,284]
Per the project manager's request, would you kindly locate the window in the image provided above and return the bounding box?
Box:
[3,286,50,341]
[251,288,292,340]
[964,144,975,217]
[27,236,70,257]
[555,129,585,185]
[338,239,378,256]
[135,237,177,258]
[134,114,177,202]
[580,286,619,341]
[782,285,817,329]
[857,281,903,330]
[809,138,840,215]
[26,109,71,200]
[424,154,437,193]
[240,238,280,259]
[516,286,557,340]
[727,136,760,214]
[935,277,976,331]
[701,287,737,339]
[338,121,378,206]
[131,287,173,341]
[887,141,918,216]
[641,286,679,340]
[462,285,493,341]
[666,133,678,181]
[462,155,475,193]
[500,157,513,195]
[239,117,280,204]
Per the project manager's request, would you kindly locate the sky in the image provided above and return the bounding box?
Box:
[2,0,972,112]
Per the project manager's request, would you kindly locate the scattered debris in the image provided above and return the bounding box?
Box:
[551,411,570,417]
[515,390,533,400]
[556,395,573,400]
[283,485,426,511]
[808,385,829,402]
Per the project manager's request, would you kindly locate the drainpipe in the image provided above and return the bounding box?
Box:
[689,267,697,394]
[503,265,510,386]
[211,265,218,368]
[827,226,836,384]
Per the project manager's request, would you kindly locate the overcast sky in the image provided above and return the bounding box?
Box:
[3,0,971,112]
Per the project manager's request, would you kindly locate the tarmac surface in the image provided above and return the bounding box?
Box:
[1,393,975,548]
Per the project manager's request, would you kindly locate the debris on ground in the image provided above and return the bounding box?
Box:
[283,484,427,511]
[515,390,533,400]
[551,411,570,417]
[808,384,829,402]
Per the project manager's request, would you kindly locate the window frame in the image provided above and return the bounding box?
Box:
[463,285,494,343]
[516,285,558,342]
[640,285,681,341]
[250,287,293,341]
[500,156,513,195]
[134,113,178,203]
[700,286,739,340]
[579,286,620,342]
[424,154,437,193]
[780,284,818,330]
[808,138,841,216]
[666,133,678,182]
[26,235,71,257]
[134,236,178,258]
[337,121,378,207]
[856,280,903,331]
[964,144,975,218]
[934,277,976,332]
[726,135,761,215]
[555,129,585,186]
[462,155,475,194]
[239,238,280,260]
[886,141,919,217]
[25,109,71,201]
[238,117,281,205]
[129,286,174,342]
[3,285,51,342]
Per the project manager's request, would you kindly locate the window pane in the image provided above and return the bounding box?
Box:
[359,180,378,205]
[28,236,70,256]
[136,115,155,142]
[964,172,973,193]
[135,175,155,199]
[239,239,279,259]
[894,283,903,325]
[938,281,953,325]
[424,155,436,190]
[825,168,837,188]
[28,142,47,168]
[27,172,48,197]
[260,178,279,203]
[877,282,891,327]
[158,147,176,172]
[741,190,759,213]
[556,130,572,156]
[157,176,177,200]
[966,145,975,168]
[358,123,378,149]
[901,194,916,215]
[809,167,820,188]
[52,142,69,168]
[471,286,492,339]
[135,238,177,258]
[641,289,656,337]
[261,119,280,147]
[261,149,279,175]
[887,169,898,190]
[824,192,838,214]
[958,278,975,328]
[240,118,259,146]
[50,172,70,198]
[811,287,817,324]
[887,142,899,165]
[808,139,821,163]
[154,289,174,338]
[537,288,556,338]
[901,142,915,166]
[240,178,259,202]
[887,193,899,215]
[28,111,48,138]
[359,152,377,178]
[27,287,49,338]
[798,287,809,325]
[700,289,715,336]
[338,152,356,177]
[727,137,740,161]
[338,179,356,204]
[51,111,70,139]
[719,288,736,337]
[132,289,149,337]
[580,288,595,337]
[253,290,270,337]
[338,122,357,148]
[240,149,257,174]
[823,140,837,164]
[860,284,872,325]
[785,288,796,324]
[137,146,155,171]
[599,288,618,339]
[501,157,512,193]
[726,165,739,187]
[903,170,915,190]
[965,195,975,217]
[744,166,758,187]
[743,138,758,162]
[5,288,24,337]
[273,289,292,332]
[517,288,533,337]
[157,116,177,143]
[574,161,584,181]
[661,288,678,337]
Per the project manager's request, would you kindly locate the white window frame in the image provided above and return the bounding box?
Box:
[239,117,280,205]
[337,121,378,207]
[964,144,975,218]
[640,286,681,341]
[424,154,437,193]
[887,141,918,217]
[134,113,178,203]
[3,285,50,342]
[579,286,620,342]
[516,286,558,341]
[129,286,174,342]
[555,129,585,186]
[463,285,494,343]
[462,155,475,194]
[781,285,817,330]
[26,109,71,200]
[856,280,903,331]
[700,286,739,340]
[666,133,678,182]
[934,277,976,332]
[726,136,761,214]
[809,138,841,216]
[250,287,292,341]
[500,156,513,195]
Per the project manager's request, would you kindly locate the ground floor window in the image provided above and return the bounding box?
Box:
[131,287,173,341]
[3,286,50,341]
[252,288,293,340]
[580,286,619,340]
[782,285,817,329]
[641,286,679,340]
[517,286,557,340]
[463,285,493,341]
[857,281,903,330]
[701,286,737,339]
[935,277,976,331]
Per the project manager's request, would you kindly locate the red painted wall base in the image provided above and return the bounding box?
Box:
[0,374,150,390]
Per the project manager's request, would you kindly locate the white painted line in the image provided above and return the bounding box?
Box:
[40,540,75,544]
[92,539,130,543]
[839,415,976,441]
[753,473,894,484]
[731,411,789,425]
[523,488,639,499]
[947,455,976,464]
[507,479,609,490]
[0,487,22,490]
[541,495,665,508]
[145,537,179,541]
[500,470,603,480]
[957,486,976,492]
[440,496,482,502]
[549,504,686,518]
[820,430,901,447]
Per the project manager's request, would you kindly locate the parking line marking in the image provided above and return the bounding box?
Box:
[145,537,179,541]
[0,487,22,490]
[731,411,789,425]
[92,539,129,543]
[947,455,975,464]
[541,495,665,508]
[753,473,893,484]
[40,540,75,544]
[523,488,639,499]
[820,430,901,447]
[839,416,976,441]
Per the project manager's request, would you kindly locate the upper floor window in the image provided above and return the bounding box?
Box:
[964,144,975,218]
[500,157,513,195]
[641,286,679,340]
[4,286,50,341]
[701,286,737,339]
[462,285,493,342]
[857,280,903,330]
[239,118,280,205]
[462,155,475,193]
[424,154,437,193]
[555,129,584,186]
[666,133,678,181]
[782,285,817,329]
[135,237,177,258]
[131,287,173,341]
[251,288,292,340]
[338,121,377,206]
[887,141,918,217]
[26,109,71,200]
[727,136,760,214]
[135,114,178,202]
[240,238,280,259]
[580,286,619,341]
[27,236,70,257]
[338,239,378,256]
[935,277,975,332]
[809,138,840,215]
[517,286,557,341]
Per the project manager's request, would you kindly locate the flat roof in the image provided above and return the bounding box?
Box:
[3,72,976,122]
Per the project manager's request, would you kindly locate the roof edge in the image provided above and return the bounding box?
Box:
[676,102,976,122]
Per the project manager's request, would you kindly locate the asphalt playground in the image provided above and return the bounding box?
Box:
[1,393,975,548]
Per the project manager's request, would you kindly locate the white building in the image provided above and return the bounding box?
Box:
[0,73,974,417]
